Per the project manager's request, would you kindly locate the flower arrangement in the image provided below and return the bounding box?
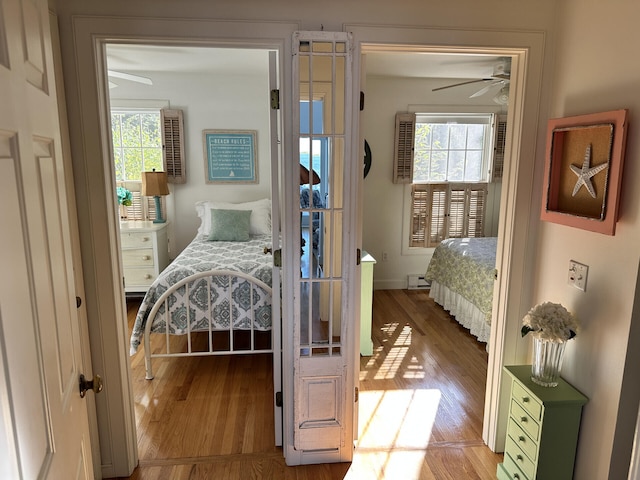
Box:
[117,186,132,206]
[521,301,579,343]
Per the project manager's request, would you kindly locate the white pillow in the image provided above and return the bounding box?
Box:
[196,198,271,236]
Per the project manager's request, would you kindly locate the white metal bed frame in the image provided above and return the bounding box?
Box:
[143,269,273,379]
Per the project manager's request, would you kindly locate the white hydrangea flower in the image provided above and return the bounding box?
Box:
[521,302,579,343]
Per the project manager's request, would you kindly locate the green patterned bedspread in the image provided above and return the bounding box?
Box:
[130,234,273,354]
[424,237,497,320]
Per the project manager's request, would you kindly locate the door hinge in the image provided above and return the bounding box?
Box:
[275,391,283,407]
[360,91,365,111]
[355,386,359,403]
[356,248,361,266]
[271,89,280,109]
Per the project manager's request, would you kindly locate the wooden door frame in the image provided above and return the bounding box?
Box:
[347,23,548,452]
[64,17,297,477]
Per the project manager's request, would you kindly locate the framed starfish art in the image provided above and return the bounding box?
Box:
[541,109,628,235]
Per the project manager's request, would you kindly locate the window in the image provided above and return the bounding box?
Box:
[112,110,163,181]
[111,108,185,220]
[396,112,501,247]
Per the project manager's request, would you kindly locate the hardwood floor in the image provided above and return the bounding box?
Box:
[119,289,502,479]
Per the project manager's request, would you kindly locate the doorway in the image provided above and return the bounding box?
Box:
[103,42,283,461]
[356,42,529,452]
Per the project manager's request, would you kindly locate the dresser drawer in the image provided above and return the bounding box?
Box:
[510,399,540,441]
[505,436,535,479]
[501,448,531,480]
[122,248,155,267]
[123,267,155,287]
[511,381,542,421]
[507,417,538,461]
[121,232,155,249]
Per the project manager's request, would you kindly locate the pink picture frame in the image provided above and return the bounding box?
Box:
[541,109,628,235]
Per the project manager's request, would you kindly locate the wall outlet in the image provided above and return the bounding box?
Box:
[382,251,388,262]
[568,260,588,292]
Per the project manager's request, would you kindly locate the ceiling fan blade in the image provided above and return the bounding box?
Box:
[432,78,492,92]
[107,70,153,85]
[469,80,502,98]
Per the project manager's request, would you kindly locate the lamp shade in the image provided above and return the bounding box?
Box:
[141,170,169,196]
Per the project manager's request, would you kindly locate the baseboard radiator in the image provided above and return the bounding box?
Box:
[407,274,430,290]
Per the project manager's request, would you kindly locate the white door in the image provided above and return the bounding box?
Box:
[0,0,95,478]
[286,31,358,465]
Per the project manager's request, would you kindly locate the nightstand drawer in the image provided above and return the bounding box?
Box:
[505,435,535,479]
[510,399,540,441]
[512,381,542,421]
[122,248,155,267]
[121,232,155,249]
[501,446,532,480]
[507,417,538,461]
[123,267,155,287]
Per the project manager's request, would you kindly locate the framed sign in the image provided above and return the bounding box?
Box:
[203,130,258,183]
[541,109,628,235]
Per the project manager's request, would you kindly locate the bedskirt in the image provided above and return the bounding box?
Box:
[429,280,491,344]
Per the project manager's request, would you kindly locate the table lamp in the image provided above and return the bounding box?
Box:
[141,169,169,223]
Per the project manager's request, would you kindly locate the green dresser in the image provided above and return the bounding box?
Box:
[497,365,588,480]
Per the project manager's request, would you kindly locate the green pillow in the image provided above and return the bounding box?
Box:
[207,209,251,241]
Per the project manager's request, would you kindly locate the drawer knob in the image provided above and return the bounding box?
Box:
[142,255,150,260]
[144,274,152,279]
[518,436,525,442]
[513,474,520,479]
[516,454,523,461]
[520,417,527,423]
[522,397,529,403]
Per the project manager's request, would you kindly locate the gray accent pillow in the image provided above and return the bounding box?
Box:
[208,209,251,242]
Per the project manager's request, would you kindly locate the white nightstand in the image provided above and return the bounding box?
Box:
[119,221,169,294]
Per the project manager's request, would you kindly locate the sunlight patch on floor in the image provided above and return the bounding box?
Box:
[345,388,441,479]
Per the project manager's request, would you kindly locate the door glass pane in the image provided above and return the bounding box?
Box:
[297,35,347,359]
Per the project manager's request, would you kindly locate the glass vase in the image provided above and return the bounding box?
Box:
[531,336,566,387]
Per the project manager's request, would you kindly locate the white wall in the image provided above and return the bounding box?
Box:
[362,74,505,289]
[110,61,272,254]
[533,1,640,478]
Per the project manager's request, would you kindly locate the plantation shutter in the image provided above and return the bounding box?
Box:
[161,109,186,184]
[467,185,488,237]
[393,112,416,184]
[410,183,488,248]
[119,189,162,221]
[428,184,448,246]
[410,184,430,247]
[491,115,507,182]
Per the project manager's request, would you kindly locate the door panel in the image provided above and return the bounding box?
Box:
[0,0,94,478]
[289,31,355,465]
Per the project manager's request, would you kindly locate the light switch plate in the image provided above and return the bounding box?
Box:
[568,260,588,292]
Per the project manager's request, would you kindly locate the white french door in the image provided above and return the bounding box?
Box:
[285,31,358,465]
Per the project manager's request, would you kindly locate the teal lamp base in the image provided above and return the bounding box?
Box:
[152,195,166,223]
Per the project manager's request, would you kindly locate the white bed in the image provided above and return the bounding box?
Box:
[424,237,497,345]
[129,199,275,379]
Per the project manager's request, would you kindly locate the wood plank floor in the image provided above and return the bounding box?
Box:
[119,289,502,479]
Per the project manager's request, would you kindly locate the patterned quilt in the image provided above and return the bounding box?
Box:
[130,234,273,354]
[424,237,497,321]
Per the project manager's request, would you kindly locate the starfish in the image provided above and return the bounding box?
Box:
[570,144,608,198]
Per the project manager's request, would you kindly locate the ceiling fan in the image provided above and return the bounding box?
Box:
[432,58,511,103]
[108,69,153,89]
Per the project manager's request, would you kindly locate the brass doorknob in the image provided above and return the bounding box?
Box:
[79,373,103,398]
[264,247,272,254]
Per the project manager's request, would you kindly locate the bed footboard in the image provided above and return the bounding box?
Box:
[143,269,273,380]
